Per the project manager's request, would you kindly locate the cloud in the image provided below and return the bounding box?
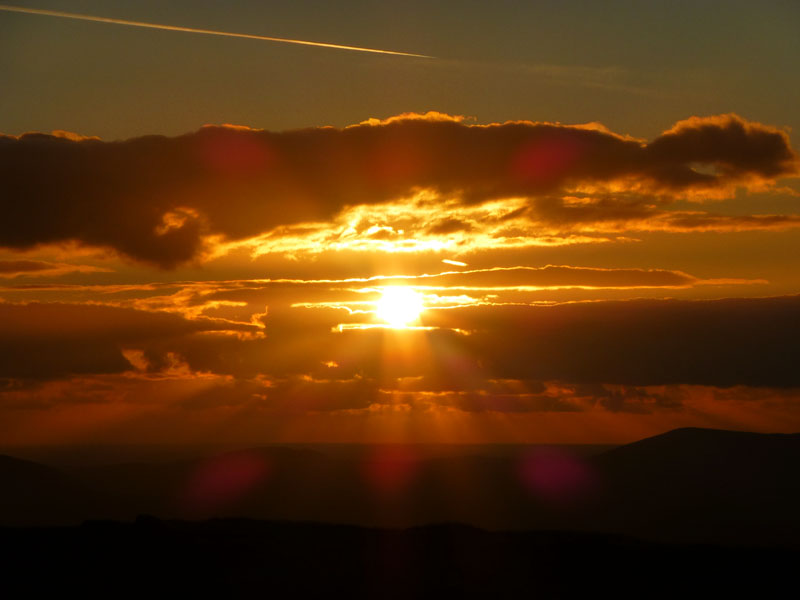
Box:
[403,381,681,414]
[566,383,682,414]
[66,263,749,332]
[424,295,800,388]
[0,260,64,276]
[0,302,257,380]
[99,293,800,390]
[531,196,800,233]
[2,277,795,390]
[410,389,584,413]
[373,265,701,289]
[3,294,800,426]
[649,115,797,182]
[0,259,110,278]
[1,114,795,266]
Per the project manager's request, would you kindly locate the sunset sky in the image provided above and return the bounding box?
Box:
[1,0,799,446]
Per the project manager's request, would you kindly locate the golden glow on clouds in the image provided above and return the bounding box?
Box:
[2,113,797,269]
[226,194,617,260]
[1,112,799,444]
[208,194,800,265]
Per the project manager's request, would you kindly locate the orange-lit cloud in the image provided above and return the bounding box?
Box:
[0,264,762,338]
[1,113,796,267]
[2,112,800,446]
[3,370,799,446]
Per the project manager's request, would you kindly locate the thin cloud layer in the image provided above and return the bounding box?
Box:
[0,259,109,278]
[1,113,796,266]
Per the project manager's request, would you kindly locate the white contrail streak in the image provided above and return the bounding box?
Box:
[0,4,434,58]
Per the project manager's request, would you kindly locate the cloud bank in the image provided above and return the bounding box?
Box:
[3,293,798,388]
[1,113,796,266]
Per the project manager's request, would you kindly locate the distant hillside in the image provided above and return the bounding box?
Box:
[0,455,105,525]
[1,428,799,545]
[586,428,800,544]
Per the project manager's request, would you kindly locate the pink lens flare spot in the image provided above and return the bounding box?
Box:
[519,448,596,504]
[512,137,584,184]
[182,451,270,513]
[198,129,274,175]
[362,446,420,496]
[370,141,426,183]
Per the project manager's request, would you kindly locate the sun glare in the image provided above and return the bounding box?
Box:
[375,287,425,327]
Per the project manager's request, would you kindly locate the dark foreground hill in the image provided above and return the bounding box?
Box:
[2,428,799,546]
[585,427,800,544]
[0,454,110,523]
[1,517,797,598]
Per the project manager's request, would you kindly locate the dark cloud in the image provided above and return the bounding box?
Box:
[174,374,379,413]
[425,217,475,234]
[2,294,799,415]
[125,293,800,391]
[531,196,800,232]
[0,302,257,380]
[1,114,795,266]
[0,259,107,278]
[646,115,797,182]
[0,260,51,274]
[429,390,583,413]
[569,383,682,414]
[423,295,800,388]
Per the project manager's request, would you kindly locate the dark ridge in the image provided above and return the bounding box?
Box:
[0,454,107,525]
[585,427,800,544]
[2,429,799,546]
[596,426,800,457]
[1,517,796,598]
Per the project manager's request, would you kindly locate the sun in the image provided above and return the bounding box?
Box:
[375,287,425,328]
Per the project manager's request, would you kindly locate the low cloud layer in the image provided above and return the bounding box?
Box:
[1,113,796,266]
[0,302,256,380]
[0,259,109,278]
[2,291,800,445]
[1,112,798,444]
[432,295,800,388]
[3,293,798,389]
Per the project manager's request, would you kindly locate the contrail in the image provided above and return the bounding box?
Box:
[0,4,434,58]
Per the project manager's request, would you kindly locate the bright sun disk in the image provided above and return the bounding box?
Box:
[375,287,425,327]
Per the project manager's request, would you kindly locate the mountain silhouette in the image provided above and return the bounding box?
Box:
[2,517,797,598]
[0,455,105,525]
[2,428,798,545]
[580,428,800,544]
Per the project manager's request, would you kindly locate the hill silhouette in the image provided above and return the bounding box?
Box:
[2,428,799,546]
[2,517,797,598]
[586,428,800,544]
[0,455,107,525]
